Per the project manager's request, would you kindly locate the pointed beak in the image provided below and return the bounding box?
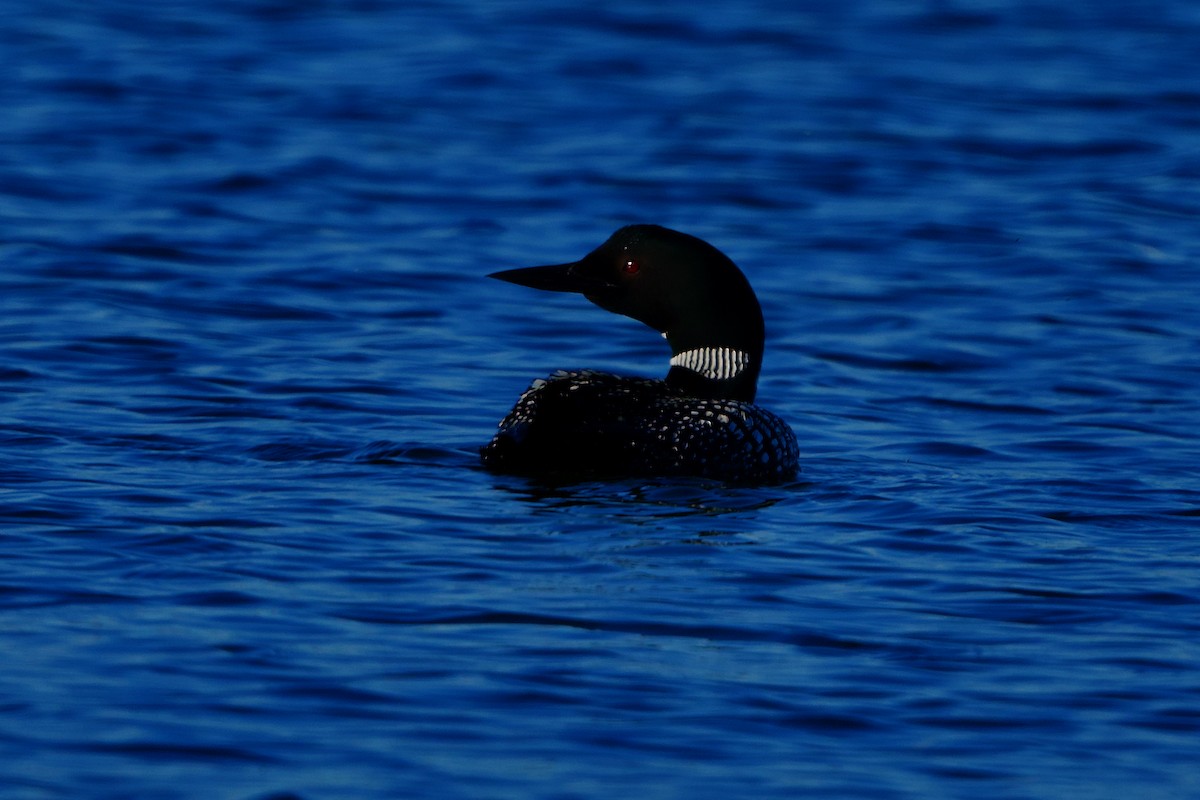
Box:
[488,262,611,295]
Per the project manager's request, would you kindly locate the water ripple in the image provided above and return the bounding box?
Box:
[3,1,1200,799]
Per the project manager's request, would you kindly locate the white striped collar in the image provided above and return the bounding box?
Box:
[669,347,751,381]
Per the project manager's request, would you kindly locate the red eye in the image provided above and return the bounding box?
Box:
[622,259,640,275]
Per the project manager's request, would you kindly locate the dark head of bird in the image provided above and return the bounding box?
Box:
[489,225,766,402]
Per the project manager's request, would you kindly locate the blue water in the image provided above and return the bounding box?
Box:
[3,1,1199,797]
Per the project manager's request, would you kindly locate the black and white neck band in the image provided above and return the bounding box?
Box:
[669,347,751,381]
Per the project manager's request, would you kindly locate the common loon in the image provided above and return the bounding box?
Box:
[481,224,799,484]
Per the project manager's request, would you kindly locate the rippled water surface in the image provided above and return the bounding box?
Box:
[3,1,1200,798]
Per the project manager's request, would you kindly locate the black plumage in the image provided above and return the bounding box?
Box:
[481,225,799,484]
[481,370,798,483]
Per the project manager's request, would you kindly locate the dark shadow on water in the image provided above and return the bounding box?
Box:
[246,439,478,469]
[483,471,812,516]
[354,441,476,468]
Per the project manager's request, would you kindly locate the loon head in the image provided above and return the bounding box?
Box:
[490,224,765,402]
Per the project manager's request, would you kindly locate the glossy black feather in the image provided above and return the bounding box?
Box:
[482,370,799,483]
[482,225,799,484]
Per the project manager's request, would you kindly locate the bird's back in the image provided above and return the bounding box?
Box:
[481,370,799,483]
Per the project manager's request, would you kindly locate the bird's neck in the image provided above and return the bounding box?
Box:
[663,329,762,402]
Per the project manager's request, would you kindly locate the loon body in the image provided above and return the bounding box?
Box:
[481,225,799,484]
